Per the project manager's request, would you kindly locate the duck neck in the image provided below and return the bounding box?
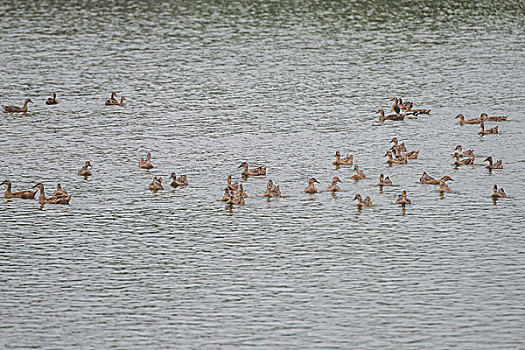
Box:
[4,182,11,195]
[39,186,46,202]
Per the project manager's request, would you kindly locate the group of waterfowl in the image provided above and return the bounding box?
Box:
[2,94,510,210]
[2,92,126,113]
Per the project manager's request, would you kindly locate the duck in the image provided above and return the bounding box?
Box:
[384,150,407,165]
[392,147,419,160]
[234,184,248,198]
[104,92,119,105]
[490,184,507,198]
[484,157,503,169]
[326,177,343,192]
[105,96,125,106]
[353,194,372,207]
[453,145,474,158]
[391,97,401,114]
[391,138,407,152]
[396,190,411,205]
[170,173,188,187]
[264,179,281,197]
[139,152,154,169]
[480,113,508,122]
[78,161,92,176]
[478,121,498,135]
[304,178,319,194]
[377,109,405,122]
[53,183,68,197]
[2,98,33,113]
[453,153,475,166]
[148,176,163,191]
[333,151,353,166]
[351,165,366,179]
[436,178,453,193]
[2,180,37,199]
[406,108,431,115]
[33,183,71,204]
[455,114,481,125]
[377,174,393,186]
[224,175,239,191]
[239,162,266,176]
[46,93,59,105]
[420,174,453,185]
[224,190,245,205]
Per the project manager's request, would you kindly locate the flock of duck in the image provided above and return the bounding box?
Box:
[1,93,510,209]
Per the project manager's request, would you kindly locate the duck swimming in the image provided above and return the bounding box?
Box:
[2,180,37,199]
[478,121,498,135]
[304,178,319,194]
[396,190,411,205]
[480,113,508,122]
[105,96,125,106]
[46,93,59,105]
[33,183,71,204]
[377,109,405,122]
[454,145,474,158]
[105,92,119,105]
[453,153,475,166]
[391,138,407,152]
[484,157,503,169]
[139,152,154,169]
[2,98,32,113]
[326,177,343,192]
[420,174,452,185]
[235,184,248,198]
[53,183,68,197]
[455,114,481,125]
[78,161,92,176]
[353,194,372,207]
[148,176,163,191]
[490,184,507,198]
[239,162,266,176]
[351,165,366,179]
[437,178,453,193]
[333,151,353,166]
[264,179,281,197]
[377,174,393,186]
[384,150,407,165]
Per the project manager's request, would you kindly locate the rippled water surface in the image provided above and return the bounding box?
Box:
[1,0,525,348]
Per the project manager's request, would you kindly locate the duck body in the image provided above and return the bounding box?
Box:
[354,193,372,207]
[105,96,126,106]
[436,177,454,193]
[385,151,407,165]
[78,161,92,176]
[2,98,33,113]
[53,184,68,197]
[264,179,281,197]
[490,185,507,198]
[351,165,366,180]
[396,190,411,205]
[454,145,474,158]
[480,113,508,122]
[377,174,392,186]
[326,177,343,192]
[2,180,37,199]
[304,178,319,194]
[139,152,154,169]
[104,92,119,105]
[239,162,266,176]
[46,93,59,105]
[148,177,163,191]
[453,153,475,166]
[377,109,405,122]
[333,151,353,166]
[484,157,503,169]
[455,114,481,125]
[478,122,498,135]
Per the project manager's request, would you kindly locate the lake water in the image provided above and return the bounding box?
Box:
[1,0,524,348]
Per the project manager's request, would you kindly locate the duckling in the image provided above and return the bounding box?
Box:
[436,178,454,193]
[391,138,407,152]
[377,174,393,186]
[396,190,411,205]
[148,176,163,191]
[351,165,366,179]
[478,121,498,135]
[454,145,474,158]
[239,162,265,176]
[384,150,407,165]
[304,178,319,194]
[353,193,372,207]
[490,185,507,198]
[33,183,71,204]
[455,114,481,125]
[453,153,475,166]
[377,109,405,122]
[264,179,282,197]
[139,152,154,169]
[484,157,503,169]
[46,93,59,105]
[2,98,33,113]
[333,151,353,166]
[78,161,92,176]
[104,92,119,105]
[480,113,508,122]
[2,180,37,199]
[326,177,343,192]
[53,183,68,197]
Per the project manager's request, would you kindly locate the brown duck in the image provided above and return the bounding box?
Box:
[480,113,508,122]
[139,152,154,169]
[377,109,405,122]
[377,174,393,186]
[264,179,281,197]
[46,93,59,105]
[78,161,92,176]
[437,178,453,193]
[326,177,343,192]
[454,145,474,158]
[453,153,474,166]
[2,98,33,113]
[333,151,353,166]
[455,114,481,125]
[484,157,503,169]
[105,92,119,105]
[2,180,37,199]
[354,194,372,207]
[478,121,498,135]
[351,165,366,180]
[490,185,507,198]
[239,162,266,176]
[304,178,319,194]
[33,183,72,204]
[396,190,411,205]
[148,176,163,191]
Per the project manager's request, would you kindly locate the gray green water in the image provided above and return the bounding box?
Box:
[1,0,524,348]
